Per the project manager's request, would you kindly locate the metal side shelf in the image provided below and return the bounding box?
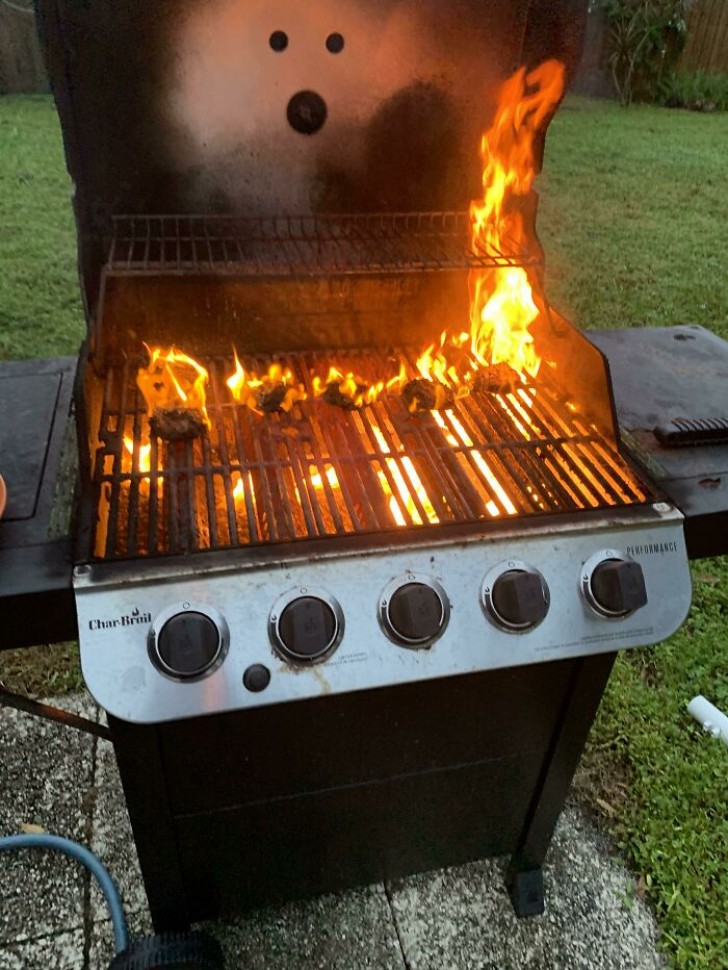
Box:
[0,356,78,650]
[588,324,728,559]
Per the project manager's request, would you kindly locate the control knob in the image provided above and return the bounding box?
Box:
[269,589,344,663]
[482,562,549,631]
[150,606,227,680]
[584,555,647,617]
[380,576,449,647]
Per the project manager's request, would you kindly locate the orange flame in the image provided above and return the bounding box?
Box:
[309,466,340,490]
[137,345,210,428]
[468,60,564,378]
[312,367,384,408]
[123,436,151,474]
[370,424,439,526]
[226,349,305,413]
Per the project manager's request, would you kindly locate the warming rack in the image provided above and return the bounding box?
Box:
[106,212,542,278]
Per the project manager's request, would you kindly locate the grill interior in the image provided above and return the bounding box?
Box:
[90,348,648,561]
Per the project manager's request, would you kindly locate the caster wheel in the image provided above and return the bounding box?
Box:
[108,930,224,970]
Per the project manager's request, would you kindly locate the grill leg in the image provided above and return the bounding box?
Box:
[505,651,617,917]
[507,867,545,917]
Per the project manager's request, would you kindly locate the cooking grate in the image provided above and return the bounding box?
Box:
[106,212,541,278]
[91,350,649,561]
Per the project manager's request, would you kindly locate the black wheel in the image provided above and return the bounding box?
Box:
[108,931,224,970]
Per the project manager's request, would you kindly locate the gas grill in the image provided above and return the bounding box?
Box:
[3,0,721,941]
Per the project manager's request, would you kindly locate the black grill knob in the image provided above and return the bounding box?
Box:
[589,559,647,617]
[154,611,223,679]
[381,579,448,647]
[490,569,549,630]
[271,592,343,663]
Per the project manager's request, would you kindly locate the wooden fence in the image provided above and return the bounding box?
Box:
[0,1,47,94]
[680,0,728,74]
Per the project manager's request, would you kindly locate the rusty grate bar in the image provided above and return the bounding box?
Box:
[92,349,649,561]
[106,212,541,278]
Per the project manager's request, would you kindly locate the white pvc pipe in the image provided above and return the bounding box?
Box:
[688,695,728,747]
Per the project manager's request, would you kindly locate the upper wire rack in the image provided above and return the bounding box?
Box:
[106,211,543,278]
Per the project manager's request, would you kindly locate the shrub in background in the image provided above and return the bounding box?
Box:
[596,0,691,105]
[658,69,728,110]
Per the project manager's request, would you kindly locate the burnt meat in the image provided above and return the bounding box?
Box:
[401,379,454,413]
[256,384,289,413]
[150,406,206,441]
[473,363,520,395]
[321,381,367,410]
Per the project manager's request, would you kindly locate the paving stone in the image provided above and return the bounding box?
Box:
[88,736,147,923]
[0,928,85,970]
[0,694,97,945]
[207,884,406,970]
[387,805,666,970]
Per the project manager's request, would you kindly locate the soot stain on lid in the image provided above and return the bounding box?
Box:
[312,80,472,212]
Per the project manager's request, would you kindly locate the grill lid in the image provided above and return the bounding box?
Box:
[35,0,588,320]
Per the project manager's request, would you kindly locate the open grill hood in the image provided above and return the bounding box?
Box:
[36,0,589,320]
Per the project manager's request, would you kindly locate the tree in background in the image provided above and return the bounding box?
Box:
[596,0,692,105]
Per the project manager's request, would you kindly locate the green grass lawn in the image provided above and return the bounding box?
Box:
[0,95,82,360]
[1,92,727,968]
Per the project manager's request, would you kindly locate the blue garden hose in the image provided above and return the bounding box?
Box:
[0,833,129,954]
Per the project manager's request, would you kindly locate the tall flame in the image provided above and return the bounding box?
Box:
[469,59,565,378]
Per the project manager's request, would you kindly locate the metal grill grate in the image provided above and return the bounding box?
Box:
[106,212,541,277]
[91,350,649,561]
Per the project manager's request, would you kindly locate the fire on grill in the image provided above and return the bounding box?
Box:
[83,58,648,562]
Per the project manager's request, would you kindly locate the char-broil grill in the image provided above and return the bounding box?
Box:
[3,0,707,934]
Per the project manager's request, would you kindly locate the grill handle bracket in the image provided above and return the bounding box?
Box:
[654,417,728,448]
[0,685,111,740]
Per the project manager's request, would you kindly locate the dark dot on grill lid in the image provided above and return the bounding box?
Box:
[269,30,288,52]
[326,32,345,53]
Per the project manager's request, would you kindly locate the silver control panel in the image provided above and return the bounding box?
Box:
[74,506,692,724]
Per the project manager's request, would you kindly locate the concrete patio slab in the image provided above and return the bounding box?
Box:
[0,928,86,970]
[0,695,96,946]
[207,885,405,970]
[387,805,666,970]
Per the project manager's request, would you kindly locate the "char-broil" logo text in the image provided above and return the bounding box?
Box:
[88,607,152,631]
